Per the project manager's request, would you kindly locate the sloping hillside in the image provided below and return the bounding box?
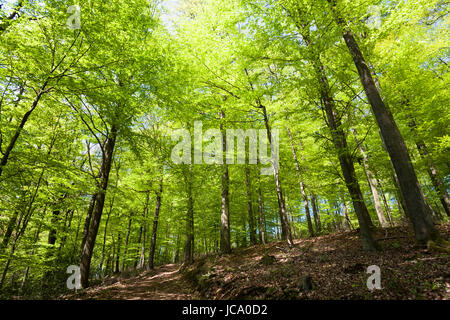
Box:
[65,224,450,300]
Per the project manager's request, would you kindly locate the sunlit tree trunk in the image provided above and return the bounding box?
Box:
[353,129,389,227]
[260,104,294,247]
[287,127,314,237]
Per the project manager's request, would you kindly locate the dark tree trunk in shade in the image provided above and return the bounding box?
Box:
[1,211,19,252]
[329,8,441,244]
[80,195,96,256]
[311,193,321,233]
[121,212,133,271]
[80,124,117,288]
[148,178,163,269]
[293,14,377,251]
[182,165,195,264]
[220,111,232,254]
[115,233,121,274]
[245,166,257,245]
[409,119,450,217]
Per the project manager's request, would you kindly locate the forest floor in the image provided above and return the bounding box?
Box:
[64,223,450,300]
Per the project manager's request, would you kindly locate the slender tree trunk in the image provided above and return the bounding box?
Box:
[241,219,247,248]
[80,195,96,255]
[80,124,117,288]
[332,12,441,244]
[114,233,121,274]
[99,208,111,274]
[121,212,133,272]
[220,111,232,254]
[260,104,294,247]
[0,85,48,177]
[287,127,314,237]
[293,15,377,250]
[1,211,19,252]
[378,182,394,226]
[245,166,257,245]
[340,194,353,230]
[182,165,194,264]
[353,129,389,227]
[311,193,321,233]
[409,119,450,217]
[148,178,163,270]
[20,222,43,293]
[137,192,150,269]
[42,208,61,291]
[257,180,266,245]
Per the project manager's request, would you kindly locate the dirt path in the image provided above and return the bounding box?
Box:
[75,264,196,300]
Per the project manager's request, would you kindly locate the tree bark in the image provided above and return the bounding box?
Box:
[0,85,48,177]
[137,192,150,269]
[353,129,389,227]
[80,124,117,288]
[1,211,19,252]
[121,212,133,272]
[257,180,266,245]
[245,166,257,245]
[148,178,163,269]
[335,23,440,244]
[409,119,450,217]
[80,194,96,256]
[182,165,195,264]
[287,127,314,237]
[260,104,294,247]
[311,193,321,233]
[293,13,377,251]
[220,111,232,254]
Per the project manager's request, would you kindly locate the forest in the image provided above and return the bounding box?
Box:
[0,0,449,301]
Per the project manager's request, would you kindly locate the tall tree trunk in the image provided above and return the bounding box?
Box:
[148,178,163,270]
[80,195,96,256]
[353,129,389,227]
[311,193,321,233]
[121,212,134,272]
[114,232,121,274]
[340,194,353,230]
[42,208,61,292]
[260,104,294,247]
[292,14,377,251]
[182,165,194,264]
[330,8,441,244]
[378,182,394,226]
[0,84,48,177]
[99,208,111,274]
[1,211,19,252]
[409,119,450,217]
[287,127,314,237]
[220,111,232,254]
[137,192,150,269]
[80,124,117,288]
[257,181,266,245]
[20,221,43,293]
[245,166,257,245]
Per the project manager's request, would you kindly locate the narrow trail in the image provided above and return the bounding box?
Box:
[65,224,450,300]
[76,264,196,300]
